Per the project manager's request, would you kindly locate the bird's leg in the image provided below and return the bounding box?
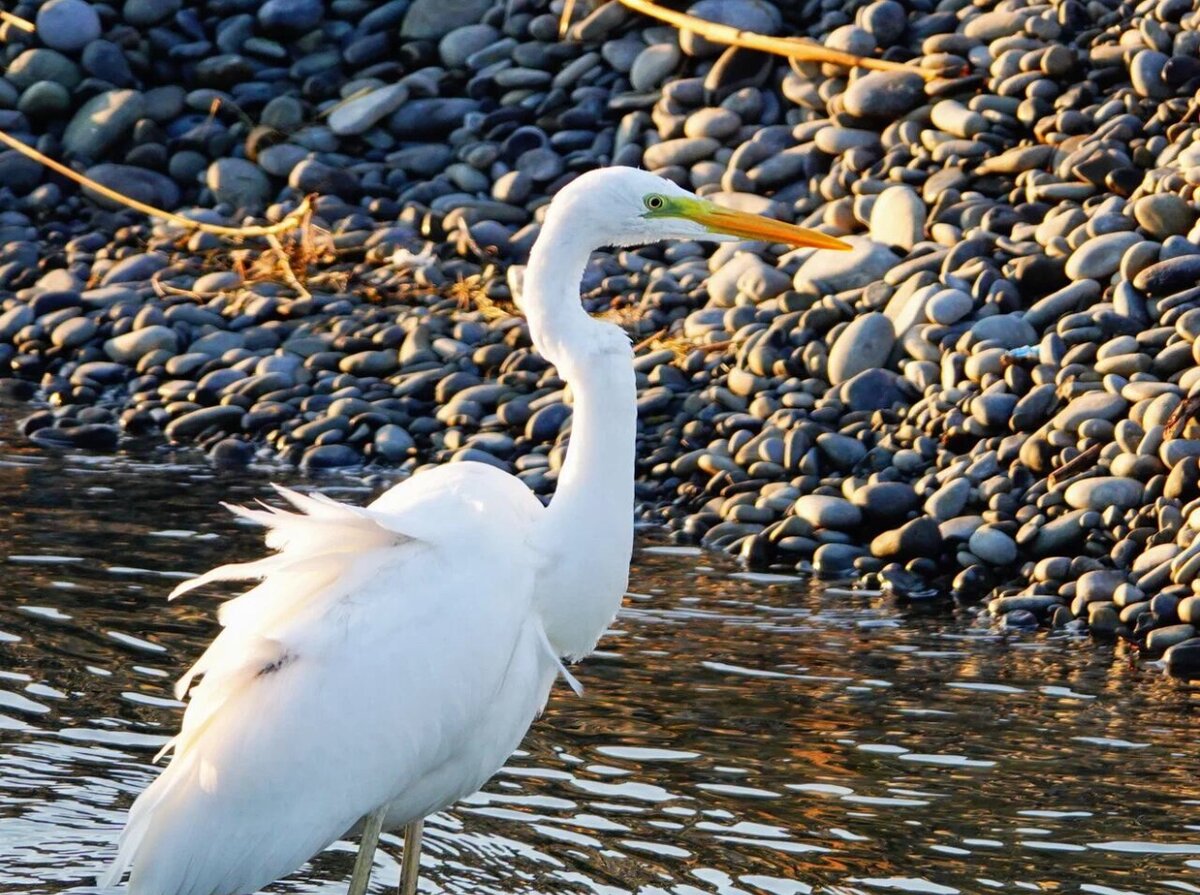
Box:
[346,805,388,895]
[398,819,424,895]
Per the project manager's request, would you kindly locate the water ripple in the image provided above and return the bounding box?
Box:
[0,422,1197,894]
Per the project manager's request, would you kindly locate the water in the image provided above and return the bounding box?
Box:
[1,406,1198,895]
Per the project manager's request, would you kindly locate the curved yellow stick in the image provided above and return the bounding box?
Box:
[615,0,931,78]
[0,127,310,239]
[0,10,35,33]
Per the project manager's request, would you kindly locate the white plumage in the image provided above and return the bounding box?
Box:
[104,466,564,895]
[99,167,847,895]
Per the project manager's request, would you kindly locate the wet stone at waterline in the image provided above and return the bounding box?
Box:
[1,0,1200,645]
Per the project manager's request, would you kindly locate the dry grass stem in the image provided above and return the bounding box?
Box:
[0,127,312,238]
[616,0,932,77]
[0,10,35,33]
[318,85,376,121]
[265,233,313,299]
[559,0,580,37]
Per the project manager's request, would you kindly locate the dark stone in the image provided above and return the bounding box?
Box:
[1133,256,1200,296]
[300,443,362,469]
[83,40,135,86]
[18,411,55,436]
[1009,253,1068,299]
[288,159,361,200]
[860,0,907,45]
[1164,637,1200,679]
[0,379,37,401]
[84,164,180,210]
[1000,608,1039,629]
[209,437,255,466]
[813,542,868,573]
[851,481,919,523]
[1165,456,1200,501]
[165,406,245,441]
[387,98,482,139]
[0,150,43,195]
[836,368,913,412]
[525,403,571,441]
[879,566,937,601]
[30,290,82,317]
[194,54,256,90]
[67,423,120,451]
[703,46,773,101]
[843,70,925,119]
[258,0,324,33]
[871,516,942,559]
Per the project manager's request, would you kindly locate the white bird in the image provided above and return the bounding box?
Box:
[99,166,848,895]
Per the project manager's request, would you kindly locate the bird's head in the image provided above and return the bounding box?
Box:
[542,166,851,252]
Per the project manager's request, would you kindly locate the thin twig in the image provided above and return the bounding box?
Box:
[616,0,932,77]
[1048,442,1101,487]
[317,85,375,121]
[559,0,580,37]
[1164,394,1200,439]
[265,233,312,299]
[0,10,35,32]
[0,127,311,238]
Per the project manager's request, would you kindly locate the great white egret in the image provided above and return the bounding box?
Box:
[99,166,849,895]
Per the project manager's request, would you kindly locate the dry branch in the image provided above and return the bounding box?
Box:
[0,127,311,239]
[615,0,932,77]
[0,10,34,33]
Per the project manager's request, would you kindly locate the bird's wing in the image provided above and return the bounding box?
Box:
[102,465,561,895]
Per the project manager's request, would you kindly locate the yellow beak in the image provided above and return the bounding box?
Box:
[675,199,852,250]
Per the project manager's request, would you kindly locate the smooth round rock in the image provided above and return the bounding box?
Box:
[859,0,906,45]
[1131,50,1170,98]
[1165,637,1200,678]
[851,481,918,522]
[838,368,910,412]
[827,312,895,385]
[843,70,925,119]
[301,443,362,469]
[869,185,925,250]
[123,0,181,27]
[206,158,271,211]
[36,0,102,52]
[375,424,415,461]
[794,238,898,294]
[104,325,178,362]
[1064,476,1143,510]
[680,0,782,56]
[62,89,145,159]
[439,24,500,69]
[1134,256,1200,296]
[1065,231,1142,281]
[328,84,409,136]
[402,0,492,40]
[631,43,682,91]
[969,526,1018,565]
[1134,194,1195,239]
[793,495,862,530]
[1147,624,1196,653]
[258,0,324,34]
[165,406,244,441]
[51,316,97,349]
[18,81,71,118]
[926,288,973,325]
[1054,392,1128,431]
[871,516,942,559]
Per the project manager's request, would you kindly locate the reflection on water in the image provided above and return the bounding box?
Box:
[1,405,1199,895]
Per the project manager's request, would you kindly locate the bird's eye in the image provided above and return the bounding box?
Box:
[645,194,665,211]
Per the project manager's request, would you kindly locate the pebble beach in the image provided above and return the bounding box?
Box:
[2,0,1200,665]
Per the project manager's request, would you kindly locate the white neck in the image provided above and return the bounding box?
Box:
[523,219,636,660]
